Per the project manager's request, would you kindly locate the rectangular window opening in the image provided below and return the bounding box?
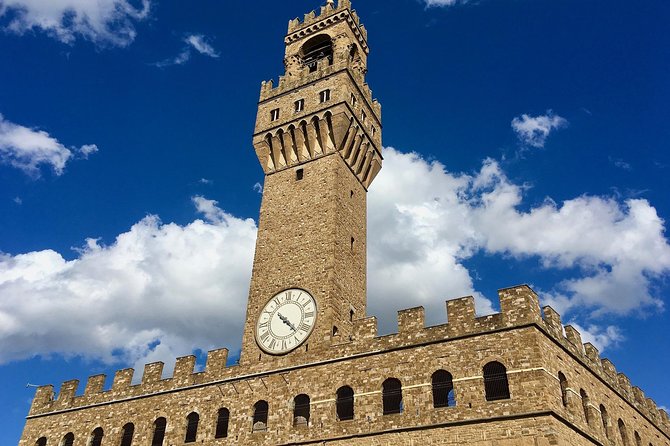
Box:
[295,99,304,113]
[270,108,280,121]
[320,89,331,103]
[296,168,304,181]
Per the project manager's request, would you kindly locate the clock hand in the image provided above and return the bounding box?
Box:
[278,313,297,331]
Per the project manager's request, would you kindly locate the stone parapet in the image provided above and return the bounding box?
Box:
[26,285,669,438]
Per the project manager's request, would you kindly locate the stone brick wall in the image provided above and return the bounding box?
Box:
[20,287,670,446]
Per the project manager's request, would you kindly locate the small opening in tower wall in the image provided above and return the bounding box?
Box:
[295,99,304,113]
[296,168,304,180]
[332,326,339,336]
[270,108,280,121]
[350,309,355,322]
[351,237,355,250]
[320,89,331,103]
[300,34,334,72]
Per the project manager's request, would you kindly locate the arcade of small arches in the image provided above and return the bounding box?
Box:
[558,372,661,446]
[33,362,512,445]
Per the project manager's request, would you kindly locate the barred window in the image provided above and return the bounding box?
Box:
[336,386,354,421]
[382,378,403,415]
[215,408,230,439]
[151,418,167,446]
[432,370,455,408]
[184,412,199,443]
[483,361,510,401]
[89,427,103,446]
[252,400,269,433]
[61,433,74,446]
[120,423,134,446]
[293,394,311,427]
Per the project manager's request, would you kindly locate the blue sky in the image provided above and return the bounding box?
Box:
[1,0,669,443]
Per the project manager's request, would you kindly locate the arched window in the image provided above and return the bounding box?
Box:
[89,427,103,446]
[61,433,74,446]
[634,430,642,446]
[300,34,333,72]
[252,400,269,433]
[432,370,455,408]
[293,394,311,427]
[336,386,354,421]
[618,419,630,446]
[580,389,591,425]
[600,405,610,439]
[215,408,230,439]
[36,438,47,446]
[184,412,199,443]
[382,378,403,415]
[558,372,568,407]
[483,362,510,401]
[151,417,167,446]
[120,423,134,446]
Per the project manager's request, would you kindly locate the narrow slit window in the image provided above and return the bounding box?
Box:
[320,89,331,103]
[350,237,355,250]
[270,108,280,121]
[382,378,403,415]
[151,418,167,446]
[252,401,269,433]
[293,394,310,427]
[336,386,355,421]
[120,423,135,446]
[580,389,591,425]
[89,428,103,446]
[215,408,230,439]
[184,412,199,443]
[483,361,510,401]
[432,370,455,408]
[558,372,568,407]
[350,93,357,107]
[350,309,355,322]
[362,111,367,124]
[332,326,339,336]
[295,99,305,113]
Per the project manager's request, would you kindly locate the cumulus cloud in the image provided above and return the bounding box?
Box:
[368,148,669,332]
[511,111,568,148]
[568,323,624,352]
[153,34,219,68]
[0,114,96,176]
[0,0,150,46]
[0,199,257,371]
[0,149,668,368]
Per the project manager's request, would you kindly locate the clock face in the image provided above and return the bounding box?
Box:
[255,289,317,355]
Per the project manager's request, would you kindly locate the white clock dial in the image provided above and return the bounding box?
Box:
[255,289,317,355]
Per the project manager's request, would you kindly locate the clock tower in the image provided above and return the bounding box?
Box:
[240,0,382,365]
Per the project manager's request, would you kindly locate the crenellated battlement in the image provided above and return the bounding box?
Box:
[286,0,368,44]
[27,285,670,437]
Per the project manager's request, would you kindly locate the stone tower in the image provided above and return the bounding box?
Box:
[240,0,383,365]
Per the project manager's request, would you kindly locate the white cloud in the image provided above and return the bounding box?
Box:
[153,34,219,68]
[0,0,150,46]
[0,113,96,176]
[0,199,257,369]
[253,182,263,194]
[511,110,568,148]
[185,34,219,58]
[199,178,213,185]
[13,197,22,205]
[78,144,99,159]
[568,323,624,352]
[423,0,469,6]
[368,148,669,332]
[0,148,668,369]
